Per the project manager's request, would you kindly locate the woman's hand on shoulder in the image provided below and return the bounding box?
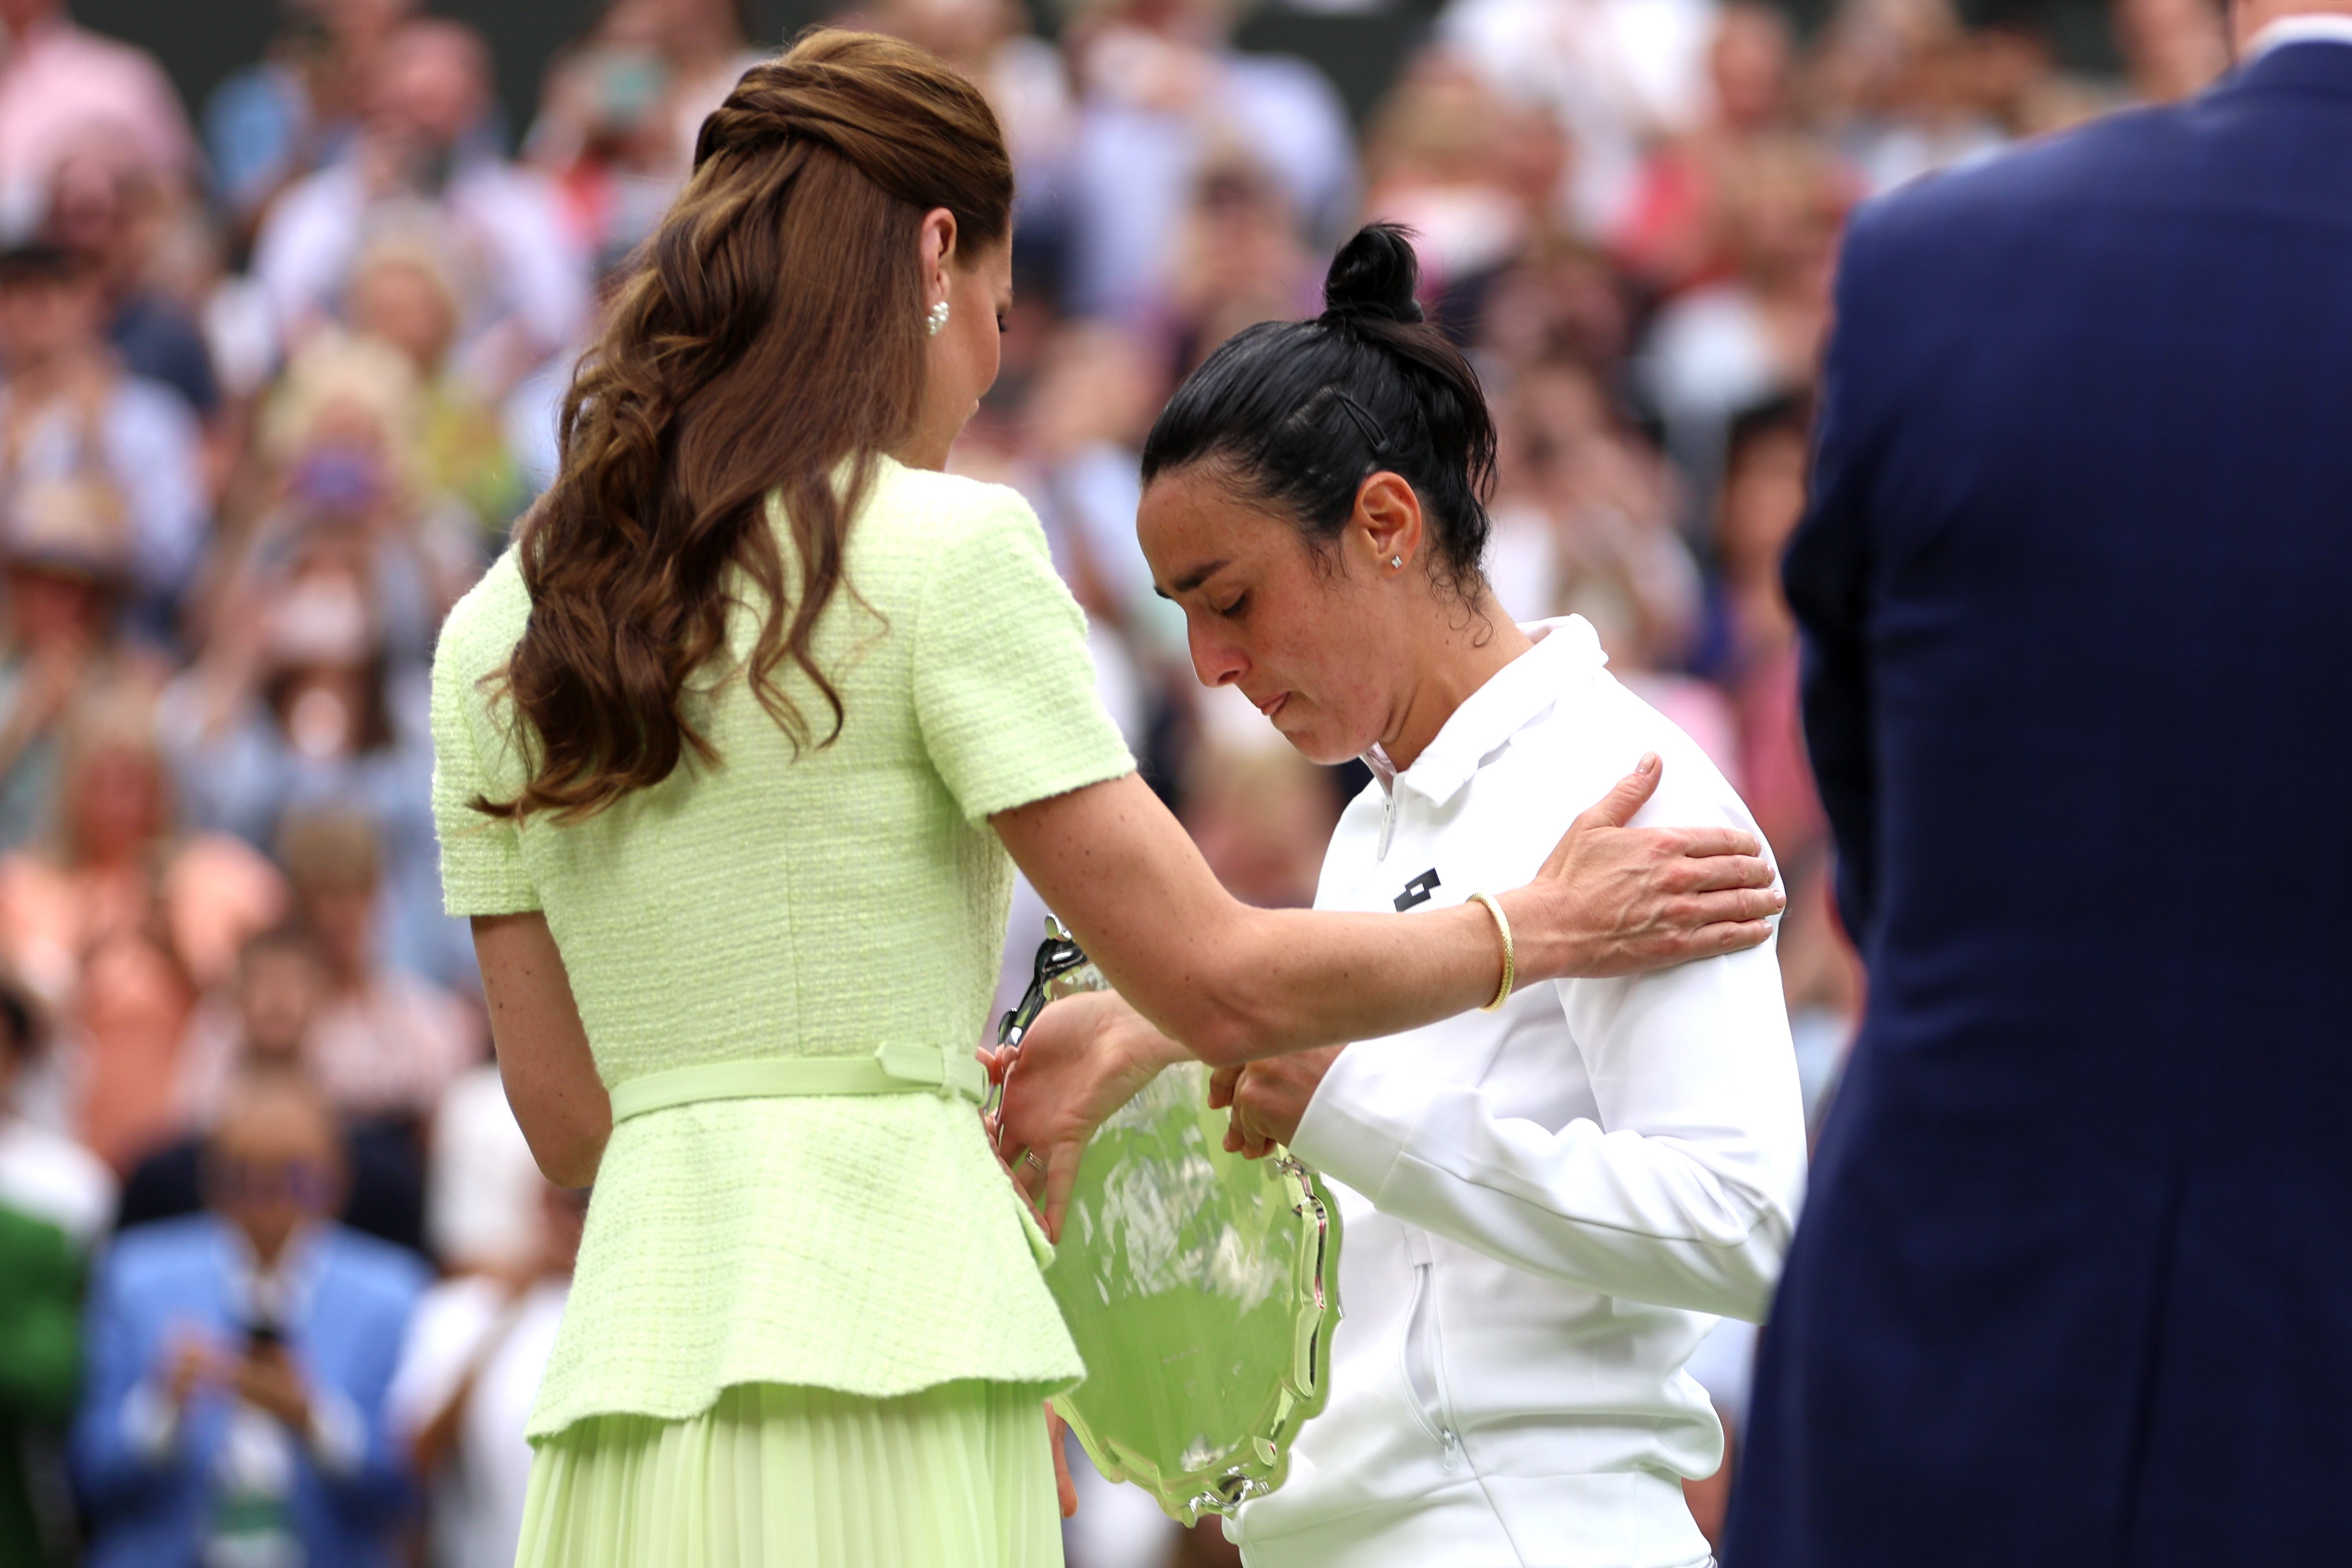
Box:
[1505,753,1785,982]
[987,989,1187,1241]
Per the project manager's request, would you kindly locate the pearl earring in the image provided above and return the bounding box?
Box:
[925,301,950,337]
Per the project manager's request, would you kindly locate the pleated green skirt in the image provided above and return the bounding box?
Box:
[513,1380,1065,1567]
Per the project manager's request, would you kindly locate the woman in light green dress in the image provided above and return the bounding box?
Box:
[429,30,1785,1568]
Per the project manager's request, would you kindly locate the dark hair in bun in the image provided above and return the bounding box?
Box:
[1321,222,1425,325]
[1142,223,1496,597]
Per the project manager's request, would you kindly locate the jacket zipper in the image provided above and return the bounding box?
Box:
[1399,1230,1463,1471]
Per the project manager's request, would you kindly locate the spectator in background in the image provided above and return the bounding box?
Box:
[1486,351,1735,773]
[0,694,282,1172]
[0,965,110,1248]
[1800,0,2068,195]
[1614,0,1799,295]
[390,1182,586,1568]
[2112,0,2230,102]
[1707,394,1857,1118]
[169,541,431,840]
[1487,355,1697,643]
[0,242,206,627]
[171,922,330,1129]
[0,0,195,239]
[0,473,147,852]
[254,16,590,403]
[276,811,478,1129]
[0,973,87,1568]
[527,4,692,278]
[526,0,763,278]
[862,0,1077,237]
[0,1201,78,1568]
[166,333,475,934]
[1158,153,1317,371]
[1179,737,1338,911]
[42,143,220,424]
[345,235,527,533]
[70,1067,423,1568]
[1059,0,1355,323]
[1439,0,1723,235]
[202,0,421,234]
[1967,16,2101,140]
[1358,49,1570,298]
[1712,393,1818,856]
[964,319,1176,752]
[1473,226,1639,374]
[424,1058,543,1277]
[236,329,484,654]
[1636,132,1849,530]
[165,520,466,986]
[125,922,429,1257]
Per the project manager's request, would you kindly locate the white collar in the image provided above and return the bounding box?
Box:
[2247,12,2352,56]
[1365,615,1607,807]
[220,1219,328,1326]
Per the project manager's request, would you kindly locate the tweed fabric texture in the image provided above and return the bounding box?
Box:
[513,1379,1063,1568]
[429,458,1134,1438]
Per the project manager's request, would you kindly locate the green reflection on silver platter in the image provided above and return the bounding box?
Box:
[1045,1052,1342,1525]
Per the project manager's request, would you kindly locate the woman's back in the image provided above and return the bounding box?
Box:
[435,458,1129,1080]
[431,460,1133,1434]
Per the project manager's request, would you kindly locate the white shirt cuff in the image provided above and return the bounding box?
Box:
[121,1382,177,1460]
[1288,1046,1416,1201]
[307,1388,367,1476]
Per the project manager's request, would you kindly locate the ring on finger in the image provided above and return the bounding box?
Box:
[1022,1149,1046,1173]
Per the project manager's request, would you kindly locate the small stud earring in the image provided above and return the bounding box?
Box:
[1388,555,1403,570]
[925,301,951,337]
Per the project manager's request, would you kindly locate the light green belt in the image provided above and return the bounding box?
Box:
[608,1043,989,1124]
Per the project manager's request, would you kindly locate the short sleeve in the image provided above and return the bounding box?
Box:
[911,495,1135,822]
[430,562,541,916]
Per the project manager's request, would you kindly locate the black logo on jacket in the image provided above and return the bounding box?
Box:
[1394,869,1441,911]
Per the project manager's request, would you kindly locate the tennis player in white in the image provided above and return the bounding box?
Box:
[1000,225,1806,1568]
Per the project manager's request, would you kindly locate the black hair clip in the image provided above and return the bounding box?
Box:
[1328,390,1391,456]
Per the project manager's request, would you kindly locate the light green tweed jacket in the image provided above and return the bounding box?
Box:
[429,457,1135,1441]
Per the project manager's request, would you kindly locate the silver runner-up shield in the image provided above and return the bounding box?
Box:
[994,921,1343,1526]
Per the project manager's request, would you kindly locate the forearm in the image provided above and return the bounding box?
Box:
[997,775,1509,1065]
[407,1381,471,1478]
[472,914,610,1186]
[1105,900,1508,1067]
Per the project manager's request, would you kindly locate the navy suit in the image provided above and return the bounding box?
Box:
[1727,41,2352,1566]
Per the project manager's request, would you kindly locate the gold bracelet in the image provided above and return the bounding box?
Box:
[1468,892,1515,1013]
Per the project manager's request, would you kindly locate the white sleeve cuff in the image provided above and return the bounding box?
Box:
[1288,1046,1416,1201]
[307,1388,368,1476]
[121,1382,177,1460]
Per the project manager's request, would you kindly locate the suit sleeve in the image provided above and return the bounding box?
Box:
[68,1243,172,1507]
[1784,205,1892,942]
[308,1261,429,1523]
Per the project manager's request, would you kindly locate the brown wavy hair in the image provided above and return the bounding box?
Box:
[482,29,1012,821]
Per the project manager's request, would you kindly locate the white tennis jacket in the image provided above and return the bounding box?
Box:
[1230,618,1809,1568]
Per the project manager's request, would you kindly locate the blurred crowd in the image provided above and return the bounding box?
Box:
[0,0,2230,1562]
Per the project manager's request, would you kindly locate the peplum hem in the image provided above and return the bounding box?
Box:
[527,1091,1084,1441]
